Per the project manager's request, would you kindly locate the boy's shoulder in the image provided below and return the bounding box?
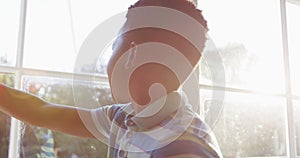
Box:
[105,103,131,123]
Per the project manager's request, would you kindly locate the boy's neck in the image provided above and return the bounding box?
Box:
[131,91,181,114]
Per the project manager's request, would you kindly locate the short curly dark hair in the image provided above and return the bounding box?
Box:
[115,0,208,66]
[128,0,208,31]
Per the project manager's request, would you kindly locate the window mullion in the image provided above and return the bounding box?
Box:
[199,84,300,101]
[20,68,109,83]
[8,0,27,158]
[280,0,297,157]
[0,66,18,74]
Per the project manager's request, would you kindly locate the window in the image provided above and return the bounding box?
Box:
[197,0,299,157]
[286,1,300,156]
[0,0,299,157]
[201,90,287,157]
[23,0,136,73]
[0,0,20,67]
[198,0,285,93]
[23,0,76,72]
[0,111,10,158]
[20,76,112,157]
[294,101,300,155]
[287,2,300,96]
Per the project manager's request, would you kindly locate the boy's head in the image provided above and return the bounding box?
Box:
[107,0,208,106]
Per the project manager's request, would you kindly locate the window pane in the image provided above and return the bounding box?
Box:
[294,100,300,156]
[198,0,285,93]
[20,76,113,157]
[0,73,15,158]
[0,0,20,66]
[286,2,300,96]
[0,112,10,158]
[24,0,136,74]
[201,90,287,157]
[23,76,113,107]
[69,0,136,74]
[23,0,76,72]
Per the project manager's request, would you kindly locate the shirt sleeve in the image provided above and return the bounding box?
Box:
[151,132,222,158]
[90,105,114,143]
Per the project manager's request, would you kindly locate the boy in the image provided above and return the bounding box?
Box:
[0,0,222,157]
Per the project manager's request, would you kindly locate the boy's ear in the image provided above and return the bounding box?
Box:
[125,41,137,69]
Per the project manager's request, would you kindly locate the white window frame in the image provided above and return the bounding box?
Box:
[0,0,299,157]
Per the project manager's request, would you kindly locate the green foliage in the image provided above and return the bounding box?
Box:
[0,73,14,87]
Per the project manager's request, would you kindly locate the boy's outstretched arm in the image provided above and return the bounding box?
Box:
[0,83,97,138]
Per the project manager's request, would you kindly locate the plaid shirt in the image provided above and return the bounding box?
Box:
[91,92,223,158]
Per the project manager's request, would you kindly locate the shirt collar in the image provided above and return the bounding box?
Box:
[126,91,186,130]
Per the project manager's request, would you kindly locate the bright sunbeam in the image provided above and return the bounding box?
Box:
[198,0,286,93]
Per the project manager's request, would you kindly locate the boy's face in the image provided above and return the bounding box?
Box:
[106,28,200,105]
[106,33,133,104]
[106,33,168,105]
